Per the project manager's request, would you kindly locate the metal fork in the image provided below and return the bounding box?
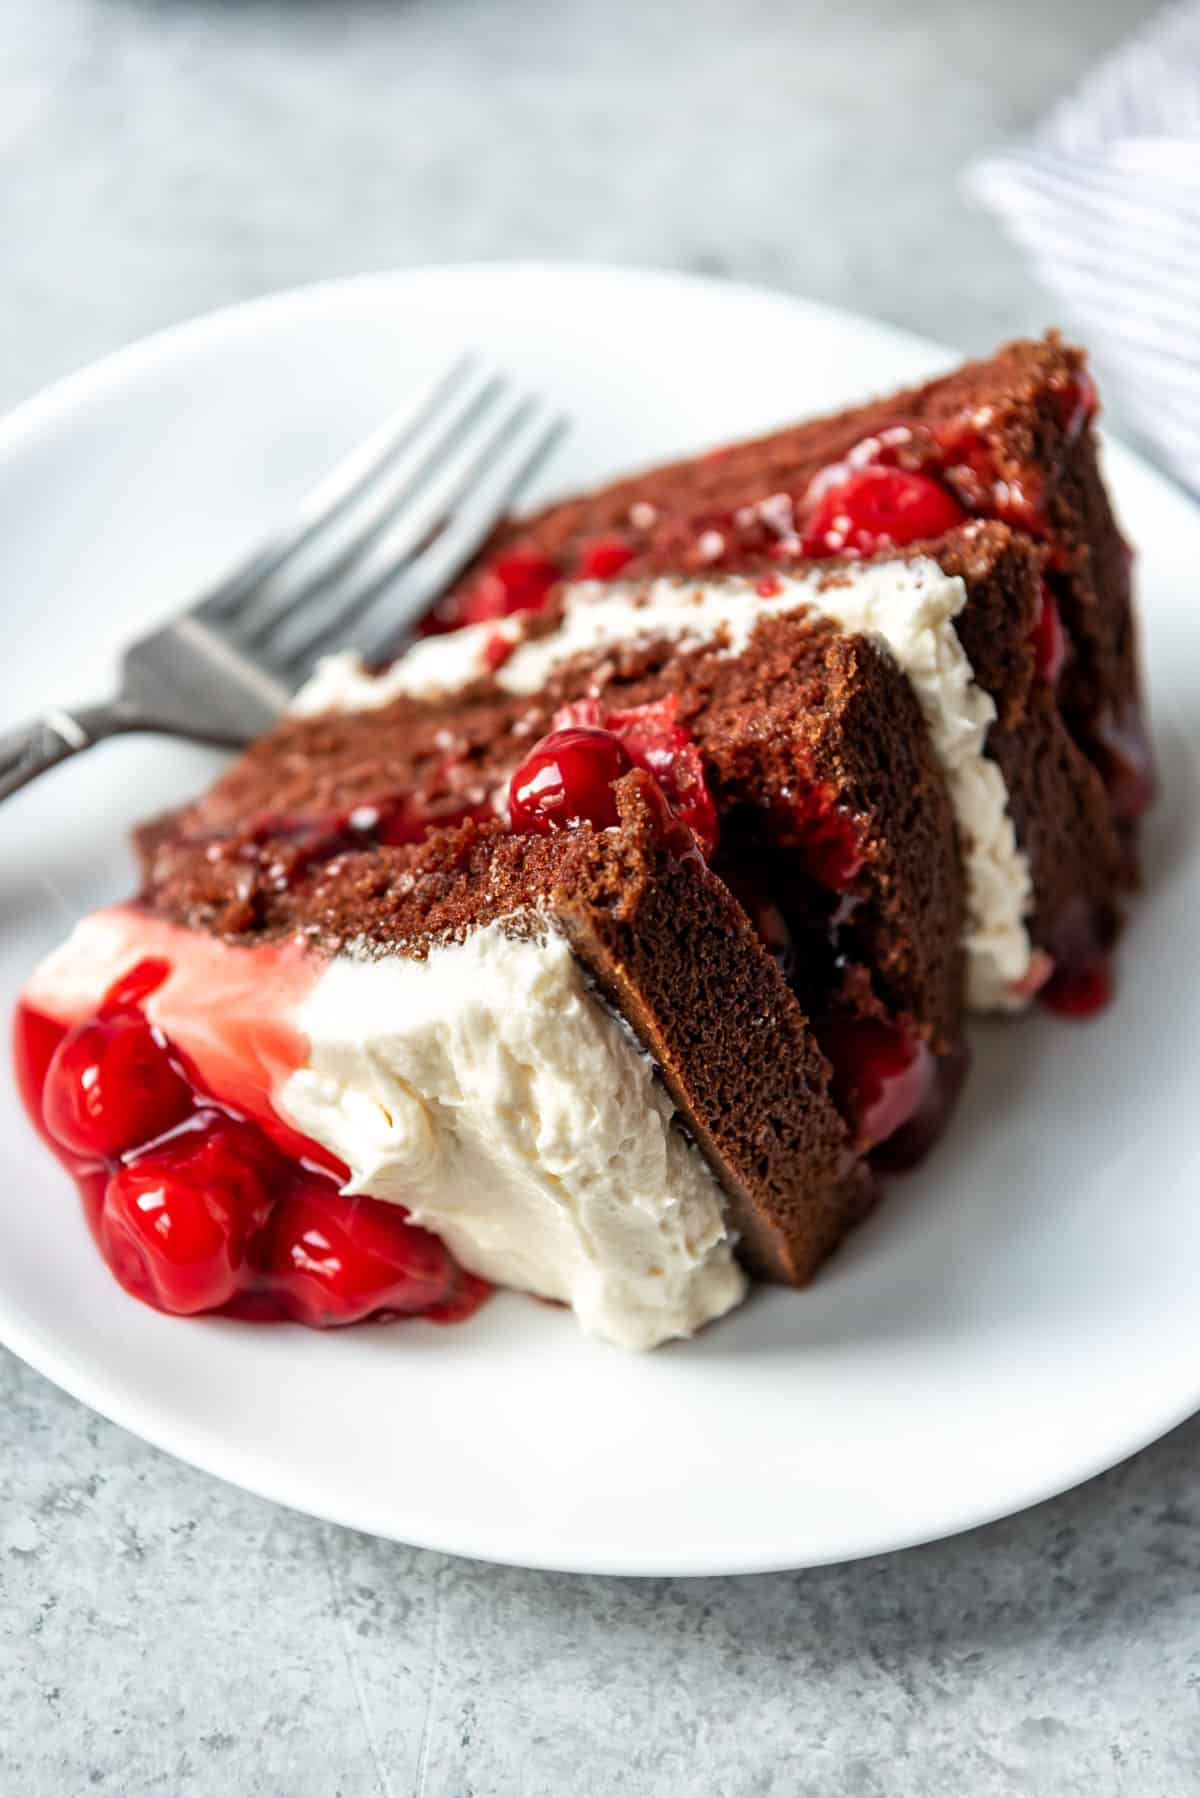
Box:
[0,358,566,801]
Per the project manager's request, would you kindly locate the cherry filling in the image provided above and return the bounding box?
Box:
[424,532,639,635]
[595,698,719,858]
[818,1015,936,1155]
[1041,960,1113,1019]
[508,696,720,860]
[1025,889,1117,1023]
[575,535,636,580]
[717,798,941,1158]
[373,791,496,847]
[509,726,633,834]
[101,1114,279,1316]
[1040,962,1113,1018]
[189,786,500,905]
[771,786,865,892]
[258,1181,461,1328]
[800,466,967,559]
[14,967,489,1328]
[729,865,947,1157]
[1091,698,1157,824]
[483,631,516,672]
[447,545,561,631]
[42,1011,193,1161]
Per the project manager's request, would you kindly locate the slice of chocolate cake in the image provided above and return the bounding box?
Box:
[23,781,869,1348]
[18,566,969,1349]
[427,334,1147,1008]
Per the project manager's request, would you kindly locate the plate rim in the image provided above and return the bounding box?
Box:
[6,1285,1200,1578]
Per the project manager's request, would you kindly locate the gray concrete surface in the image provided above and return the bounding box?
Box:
[1,1,1189,1793]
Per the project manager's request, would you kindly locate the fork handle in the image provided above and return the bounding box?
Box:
[0,702,132,803]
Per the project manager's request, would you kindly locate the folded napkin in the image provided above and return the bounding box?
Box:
[968,0,1200,492]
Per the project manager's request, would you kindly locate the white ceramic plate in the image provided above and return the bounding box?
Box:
[2,264,1197,1577]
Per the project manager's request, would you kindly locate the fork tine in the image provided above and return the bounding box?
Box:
[229,369,512,648]
[196,354,476,622]
[256,388,537,665]
[280,403,568,674]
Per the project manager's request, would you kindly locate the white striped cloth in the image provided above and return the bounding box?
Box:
[968,0,1200,492]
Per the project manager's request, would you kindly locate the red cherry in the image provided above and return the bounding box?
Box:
[483,630,515,672]
[1093,701,1156,822]
[99,1114,278,1314]
[509,726,633,834]
[601,697,719,860]
[575,535,635,580]
[778,786,864,890]
[42,1015,193,1161]
[801,466,965,558]
[1041,959,1113,1019]
[16,996,493,1333]
[931,416,1051,539]
[260,1183,456,1326]
[872,1043,967,1173]
[459,547,560,625]
[424,1267,493,1324]
[99,957,172,1015]
[821,1016,934,1149]
[1031,584,1069,686]
[375,792,493,847]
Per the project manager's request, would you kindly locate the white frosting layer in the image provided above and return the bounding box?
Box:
[278,920,747,1351]
[293,561,1035,1009]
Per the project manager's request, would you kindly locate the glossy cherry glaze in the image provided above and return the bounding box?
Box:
[14,965,490,1328]
[1041,960,1114,1019]
[1034,888,1120,1022]
[1091,697,1157,824]
[818,1015,937,1153]
[442,545,561,632]
[42,1007,193,1161]
[189,788,497,893]
[508,726,633,834]
[720,820,943,1161]
[424,533,642,635]
[871,1041,969,1173]
[594,697,720,859]
[483,630,516,672]
[575,535,636,580]
[770,785,865,893]
[800,466,966,559]
[510,696,720,861]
